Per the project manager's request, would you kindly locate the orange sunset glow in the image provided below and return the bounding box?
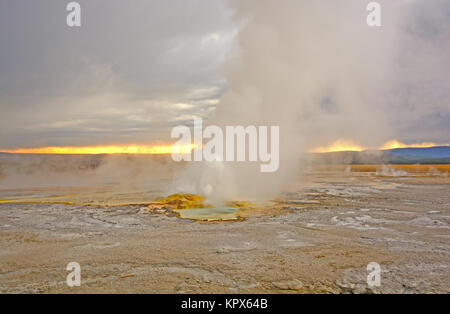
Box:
[310,139,447,153]
[310,139,366,153]
[379,140,441,150]
[1,144,195,155]
[1,140,447,155]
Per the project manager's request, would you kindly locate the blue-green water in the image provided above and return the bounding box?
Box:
[175,207,241,221]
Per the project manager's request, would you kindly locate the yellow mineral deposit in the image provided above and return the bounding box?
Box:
[151,193,255,222]
[226,201,253,208]
[155,193,211,209]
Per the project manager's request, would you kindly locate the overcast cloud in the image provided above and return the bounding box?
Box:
[0,0,236,148]
[0,0,449,150]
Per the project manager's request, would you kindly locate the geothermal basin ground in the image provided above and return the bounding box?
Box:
[0,165,449,293]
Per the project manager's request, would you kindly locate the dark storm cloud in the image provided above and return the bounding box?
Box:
[0,0,235,148]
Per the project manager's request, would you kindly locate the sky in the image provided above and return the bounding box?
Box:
[0,0,449,152]
[0,0,236,149]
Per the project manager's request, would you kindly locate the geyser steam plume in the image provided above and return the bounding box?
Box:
[174,0,450,202]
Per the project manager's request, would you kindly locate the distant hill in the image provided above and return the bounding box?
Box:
[2,146,450,165]
[311,146,450,164]
[387,146,450,158]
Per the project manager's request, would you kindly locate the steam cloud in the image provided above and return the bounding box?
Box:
[0,1,448,201]
[174,0,450,202]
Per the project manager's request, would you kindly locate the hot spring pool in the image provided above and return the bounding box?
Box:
[174,206,242,221]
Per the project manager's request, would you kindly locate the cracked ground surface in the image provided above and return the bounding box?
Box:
[0,169,449,293]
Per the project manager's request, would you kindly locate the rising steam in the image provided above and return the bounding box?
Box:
[174,0,450,202]
[1,1,448,203]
